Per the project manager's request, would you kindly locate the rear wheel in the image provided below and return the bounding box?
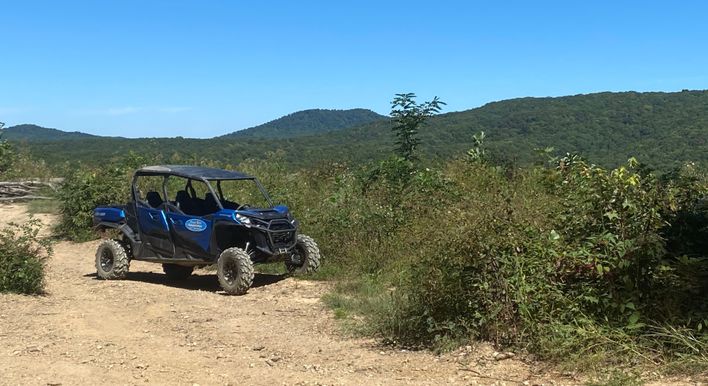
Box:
[95,239,130,279]
[285,234,320,275]
[217,247,254,295]
[162,264,193,280]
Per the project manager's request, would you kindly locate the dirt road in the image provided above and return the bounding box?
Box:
[0,204,625,385]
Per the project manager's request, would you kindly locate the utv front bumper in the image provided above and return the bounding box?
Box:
[248,218,298,258]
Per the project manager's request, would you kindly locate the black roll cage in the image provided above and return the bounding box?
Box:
[131,171,274,211]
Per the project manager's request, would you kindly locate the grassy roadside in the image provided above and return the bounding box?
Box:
[317,273,708,383]
[24,184,61,215]
[27,198,61,215]
[300,157,708,383]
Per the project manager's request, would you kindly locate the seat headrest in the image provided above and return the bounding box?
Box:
[146,191,163,208]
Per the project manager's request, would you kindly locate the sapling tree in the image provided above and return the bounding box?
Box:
[390,93,445,162]
[466,131,487,163]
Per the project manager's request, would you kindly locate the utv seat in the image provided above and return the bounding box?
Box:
[146,191,163,208]
[175,190,195,214]
[203,193,219,215]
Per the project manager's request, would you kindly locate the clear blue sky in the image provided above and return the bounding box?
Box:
[1,0,707,138]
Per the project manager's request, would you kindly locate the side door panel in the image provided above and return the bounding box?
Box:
[165,213,213,258]
[137,205,174,257]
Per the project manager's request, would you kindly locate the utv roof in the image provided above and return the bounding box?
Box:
[136,165,254,180]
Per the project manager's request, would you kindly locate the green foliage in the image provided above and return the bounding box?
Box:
[551,155,667,327]
[27,198,61,215]
[0,128,16,177]
[0,141,15,176]
[7,90,708,173]
[653,164,708,332]
[255,153,706,373]
[661,162,708,258]
[390,93,445,162]
[222,108,385,138]
[0,126,53,179]
[373,161,561,346]
[2,124,98,141]
[55,154,148,241]
[466,131,486,163]
[0,219,53,294]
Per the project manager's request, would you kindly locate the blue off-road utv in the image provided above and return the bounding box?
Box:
[92,165,320,295]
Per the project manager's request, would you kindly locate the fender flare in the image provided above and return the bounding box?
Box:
[212,221,252,253]
[94,222,139,243]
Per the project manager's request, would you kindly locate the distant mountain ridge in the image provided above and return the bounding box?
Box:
[2,108,387,141]
[2,124,101,141]
[220,108,386,138]
[4,90,707,172]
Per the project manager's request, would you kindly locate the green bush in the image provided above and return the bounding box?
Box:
[370,161,562,346]
[0,138,15,177]
[654,163,708,332]
[0,135,52,180]
[662,162,708,258]
[0,219,53,294]
[551,156,667,326]
[55,162,136,241]
[297,154,707,372]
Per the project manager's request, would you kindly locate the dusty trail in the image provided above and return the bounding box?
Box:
[0,203,638,385]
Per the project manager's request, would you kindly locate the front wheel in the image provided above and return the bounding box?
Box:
[285,234,321,275]
[95,239,130,279]
[217,247,254,295]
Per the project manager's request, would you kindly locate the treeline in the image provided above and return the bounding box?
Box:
[7,90,708,173]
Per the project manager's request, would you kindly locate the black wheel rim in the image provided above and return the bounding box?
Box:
[223,260,239,285]
[289,246,306,269]
[100,248,114,272]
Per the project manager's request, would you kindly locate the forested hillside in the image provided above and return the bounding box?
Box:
[3,124,100,141]
[422,90,708,169]
[5,90,707,172]
[220,108,386,138]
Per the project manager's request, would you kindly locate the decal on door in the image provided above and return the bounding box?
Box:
[185,219,207,232]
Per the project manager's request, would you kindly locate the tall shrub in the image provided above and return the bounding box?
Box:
[552,156,667,327]
[0,129,16,177]
[55,153,151,241]
[0,220,53,294]
[56,165,132,241]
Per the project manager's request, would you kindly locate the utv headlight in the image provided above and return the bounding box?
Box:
[234,213,252,226]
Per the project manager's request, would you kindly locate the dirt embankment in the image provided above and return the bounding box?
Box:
[0,204,692,385]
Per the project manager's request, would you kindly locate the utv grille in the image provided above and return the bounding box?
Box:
[269,222,292,231]
[272,231,294,245]
[267,219,296,248]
